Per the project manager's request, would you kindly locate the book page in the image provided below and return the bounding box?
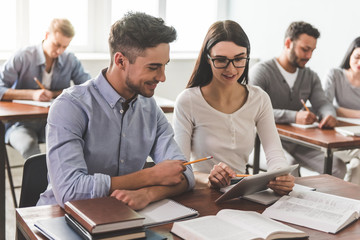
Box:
[262,194,358,233]
[217,209,305,239]
[171,215,262,240]
[137,199,199,227]
[290,190,360,213]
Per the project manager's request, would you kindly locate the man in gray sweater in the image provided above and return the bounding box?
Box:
[249,21,346,178]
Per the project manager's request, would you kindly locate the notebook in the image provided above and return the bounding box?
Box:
[13,99,53,107]
[137,198,199,227]
[290,122,319,129]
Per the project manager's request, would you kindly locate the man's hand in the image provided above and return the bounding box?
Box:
[32,89,53,101]
[267,174,295,195]
[111,188,151,210]
[150,160,186,186]
[318,115,337,129]
[295,110,317,125]
[208,162,236,188]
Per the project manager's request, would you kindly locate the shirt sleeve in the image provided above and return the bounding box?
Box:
[0,54,21,99]
[256,92,289,171]
[46,95,111,207]
[323,68,337,106]
[69,54,91,84]
[308,73,336,119]
[173,90,193,162]
[150,103,195,190]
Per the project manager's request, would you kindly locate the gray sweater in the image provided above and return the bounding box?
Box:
[249,58,335,123]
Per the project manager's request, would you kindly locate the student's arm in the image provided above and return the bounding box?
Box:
[256,91,294,194]
[336,107,360,118]
[111,175,189,210]
[2,88,57,101]
[69,54,91,85]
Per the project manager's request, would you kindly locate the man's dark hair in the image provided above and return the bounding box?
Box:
[285,21,320,41]
[108,12,177,64]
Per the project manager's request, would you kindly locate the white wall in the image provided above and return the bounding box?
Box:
[80,56,196,102]
[229,0,360,81]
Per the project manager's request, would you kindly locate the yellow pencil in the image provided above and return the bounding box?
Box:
[34,77,46,90]
[183,156,213,165]
[300,99,310,112]
[235,174,251,177]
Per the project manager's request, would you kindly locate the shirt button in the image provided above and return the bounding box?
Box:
[121,159,124,163]
[120,110,124,114]
[122,133,126,137]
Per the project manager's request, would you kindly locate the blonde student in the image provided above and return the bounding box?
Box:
[173,20,294,194]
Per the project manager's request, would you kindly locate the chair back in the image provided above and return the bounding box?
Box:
[19,153,48,207]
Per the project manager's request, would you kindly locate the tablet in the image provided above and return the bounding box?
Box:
[215,164,298,203]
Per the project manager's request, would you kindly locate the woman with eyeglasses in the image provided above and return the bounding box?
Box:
[173,20,294,194]
[323,37,360,184]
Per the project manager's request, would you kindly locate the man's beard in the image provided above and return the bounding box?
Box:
[289,47,308,69]
[125,75,155,98]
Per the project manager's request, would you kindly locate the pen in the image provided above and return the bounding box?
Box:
[183,156,213,165]
[300,99,310,112]
[34,77,46,90]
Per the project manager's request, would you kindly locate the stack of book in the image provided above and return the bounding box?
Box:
[63,197,146,240]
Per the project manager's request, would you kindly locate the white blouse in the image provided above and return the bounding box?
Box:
[173,85,288,174]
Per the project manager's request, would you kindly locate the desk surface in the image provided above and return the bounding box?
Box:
[276,123,360,149]
[0,101,49,121]
[16,175,360,240]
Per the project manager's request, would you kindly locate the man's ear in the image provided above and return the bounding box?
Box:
[114,52,127,69]
[284,37,292,49]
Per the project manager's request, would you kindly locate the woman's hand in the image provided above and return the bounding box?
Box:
[208,162,236,188]
[267,174,295,195]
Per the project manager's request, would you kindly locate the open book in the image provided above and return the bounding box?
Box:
[171,209,307,240]
[262,190,360,233]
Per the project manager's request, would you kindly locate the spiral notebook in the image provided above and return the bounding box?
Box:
[137,198,199,227]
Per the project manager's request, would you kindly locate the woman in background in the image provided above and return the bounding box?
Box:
[324,36,360,184]
[173,20,294,193]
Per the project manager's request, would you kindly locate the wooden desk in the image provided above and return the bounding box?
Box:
[0,101,49,240]
[276,123,360,175]
[16,175,360,240]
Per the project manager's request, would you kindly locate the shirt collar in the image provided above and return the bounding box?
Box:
[94,68,138,109]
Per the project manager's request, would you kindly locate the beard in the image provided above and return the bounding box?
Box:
[289,47,309,69]
[125,75,156,98]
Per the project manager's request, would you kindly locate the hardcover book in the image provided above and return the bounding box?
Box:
[64,197,145,234]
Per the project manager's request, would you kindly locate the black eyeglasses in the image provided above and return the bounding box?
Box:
[207,54,249,69]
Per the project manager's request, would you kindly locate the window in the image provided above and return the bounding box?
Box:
[1,0,223,55]
[0,0,16,51]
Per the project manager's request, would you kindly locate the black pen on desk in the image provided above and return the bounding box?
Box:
[300,99,310,112]
[34,77,46,90]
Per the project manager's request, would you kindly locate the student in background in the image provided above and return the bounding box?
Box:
[0,18,91,159]
[37,12,195,209]
[323,36,360,184]
[173,20,294,194]
[249,21,346,178]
